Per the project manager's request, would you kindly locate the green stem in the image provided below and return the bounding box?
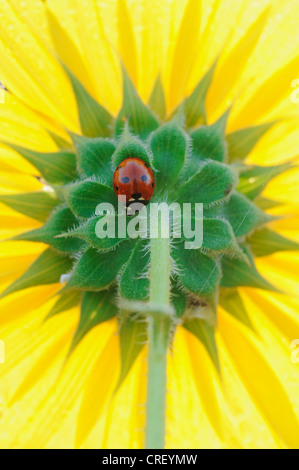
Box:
[145,220,172,449]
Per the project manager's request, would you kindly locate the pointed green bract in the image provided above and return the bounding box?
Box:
[0,191,59,222]
[4,143,78,184]
[237,163,293,200]
[220,245,277,291]
[190,109,229,163]
[183,317,220,375]
[0,248,73,299]
[12,207,83,253]
[148,75,166,120]
[112,127,151,167]
[204,191,271,237]
[219,289,255,332]
[48,131,73,151]
[116,313,148,390]
[151,124,187,188]
[113,140,150,168]
[120,240,150,300]
[63,215,128,251]
[68,290,118,355]
[247,227,299,257]
[200,218,244,255]
[64,180,116,218]
[115,65,159,140]
[67,243,132,291]
[182,214,244,257]
[45,290,82,320]
[169,102,186,129]
[70,133,115,182]
[62,63,113,138]
[178,161,236,204]
[227,122,276,162]
[172,241,221,298]
[255,196,283,210]
[184,60,218,127]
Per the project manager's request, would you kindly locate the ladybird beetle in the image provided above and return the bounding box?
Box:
[113,157,155,207]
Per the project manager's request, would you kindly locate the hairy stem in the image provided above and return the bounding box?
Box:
[145,217,172,449]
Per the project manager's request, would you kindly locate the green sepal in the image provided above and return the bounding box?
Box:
[120,240,150,301]
[255,197,283,210]
[48,131,73,151]
[220,244,278,291]
[11,206,84,253]
[64,180,116,219]
[172,241,221,299]
[182,213,244,257]
[67,243,132,291]
[183,317,220,375]
[112,125,151,167]
[148,75,166,120]
[237,162,293,200]
[169,102,186,128]
[3,143,77,184]
[68,290,118,355]
[150,124,187,188]
[190,109,229,163]
[200,218,244,256]
[62,63,113,138]
[204,191,271,237]
[115,65,159,140]
[0,191,59,223]
[184,60,218,127]
[219,288,255,332]
[178,161,236,205]
[62,214,127,251]
[0,248,73,299]
[227,122,276,163]
[45,290,82,321]
[171,280,187,318]
[116,313,148,391]
[70,133,115,183]
[247,227,299,257]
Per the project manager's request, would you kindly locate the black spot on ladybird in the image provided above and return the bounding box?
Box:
[122,176,130,183]
[141,175,147,182]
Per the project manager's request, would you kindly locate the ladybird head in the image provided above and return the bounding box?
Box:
[113,157,155,205]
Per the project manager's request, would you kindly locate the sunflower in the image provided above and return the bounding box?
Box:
[0,0,299,450]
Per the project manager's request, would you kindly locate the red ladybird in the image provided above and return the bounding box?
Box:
[113,157,155,206]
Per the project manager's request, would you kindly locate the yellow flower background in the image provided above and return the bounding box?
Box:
[0,0,299,449]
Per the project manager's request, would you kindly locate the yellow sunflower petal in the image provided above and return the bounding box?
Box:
[75,326,120,448]
[183,327,224,441]
[218,308,299,448]
[117,0,138,88]
[167,0,201,109]
[207,6,269,120]
[0,1,78,129]
[55,0,121,114]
